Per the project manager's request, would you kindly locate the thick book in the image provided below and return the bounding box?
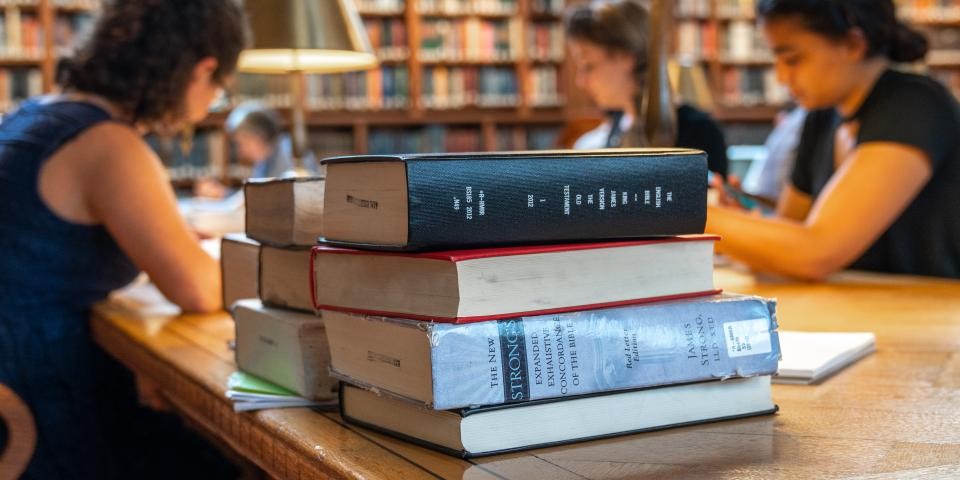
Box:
[311,236,719,322]
[340,376,777,458]
[321,148,707,250]
[244,176,325,247]
[221,234,260,309]
[775,331,876,384]
[259,244,313,312]
[232,300,336,400]
[323,294,779,409]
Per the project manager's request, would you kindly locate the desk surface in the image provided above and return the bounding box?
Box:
[91,269,960,479]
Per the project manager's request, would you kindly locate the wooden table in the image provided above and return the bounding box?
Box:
[91,268,960,479]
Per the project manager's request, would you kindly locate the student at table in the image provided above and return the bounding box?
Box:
[708,0,960,280]
[0,1,248,478]
[193,102,320,198]
[565,0,729,176]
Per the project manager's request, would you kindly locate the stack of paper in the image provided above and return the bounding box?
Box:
[226,372,336,412]
[775,331,876,384]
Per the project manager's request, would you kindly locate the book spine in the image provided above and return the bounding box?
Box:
[429,295,779,409]
[404,153,707,249]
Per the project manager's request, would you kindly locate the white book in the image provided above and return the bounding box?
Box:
[775,331,876,384]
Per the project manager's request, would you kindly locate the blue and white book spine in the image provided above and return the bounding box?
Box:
[424,294,780,409]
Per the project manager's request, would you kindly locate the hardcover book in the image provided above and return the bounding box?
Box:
[340,376,776,457]
[220,233,260,309]
[232,300,335,400]
[259,244,314,312]
[323,294,780,409]
[244,176,325,247]
[311,236,719,322]
[321,148,707,250]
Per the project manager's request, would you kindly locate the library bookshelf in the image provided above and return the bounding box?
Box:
[674,0,960,125]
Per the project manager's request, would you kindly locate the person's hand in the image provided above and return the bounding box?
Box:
[193,177,227,199]
[709,174,748,210]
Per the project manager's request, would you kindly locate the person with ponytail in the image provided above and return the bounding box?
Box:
[708,0,960,279]
[565,0,729,176]
[0,1,249,477]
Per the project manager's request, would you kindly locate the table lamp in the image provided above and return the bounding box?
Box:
[238,0,378,173]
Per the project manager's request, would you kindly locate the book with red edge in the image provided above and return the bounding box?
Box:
[311,235,719,323]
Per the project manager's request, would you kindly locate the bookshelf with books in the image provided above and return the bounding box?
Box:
[52,0,570,186]
[673,0,960,125]
[215,0,570,154]
[0,0,98,113]
[673,0,789,124]
[899,0,960,99]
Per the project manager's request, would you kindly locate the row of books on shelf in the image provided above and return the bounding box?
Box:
[367,124,560,153]
[0,67,41,110]
[367,125,481,153]
[676,20,772,63]
[52,10,94,56]
[363,17,409,61]
[232,67,411,112]
[418,0,517,16]
[420,17,521,62]
[676,0,761,19]
[220,149,780,456]
[528,65,562,106]
[721,66,789,106]
[528,21,564,61]
[679,0,960,23]
[356,0,405,14]
[0,0,99,7]
[421,65,522,108]
[899,0,960,22]
[0,9,43,59]
[150,124,561,182]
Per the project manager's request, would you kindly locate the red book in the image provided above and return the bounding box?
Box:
[311,235,720,323]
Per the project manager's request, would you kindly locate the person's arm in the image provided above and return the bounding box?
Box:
[775,183,813,221]
[85,124,222,312]
[707,142,932,280]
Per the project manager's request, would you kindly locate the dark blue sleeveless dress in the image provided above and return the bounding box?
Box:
[0,99,235,479]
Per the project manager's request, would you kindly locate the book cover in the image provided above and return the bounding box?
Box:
[321,148,707,250]
[232,300,335,400]
[311,236,719,322]
[324,294,779,409]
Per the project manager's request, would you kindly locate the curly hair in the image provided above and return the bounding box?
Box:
[63,0,249,126]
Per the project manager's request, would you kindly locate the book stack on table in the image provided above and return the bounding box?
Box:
[310,148,781,457]
[220,176,339,409]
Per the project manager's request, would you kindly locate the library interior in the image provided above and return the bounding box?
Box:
[0,0,959,479]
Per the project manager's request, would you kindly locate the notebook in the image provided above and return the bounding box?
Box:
[775,331,876,384]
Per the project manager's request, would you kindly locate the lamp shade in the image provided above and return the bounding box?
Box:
[239,0,378,74]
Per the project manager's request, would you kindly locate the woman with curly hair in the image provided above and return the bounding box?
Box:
[0,1,249,478]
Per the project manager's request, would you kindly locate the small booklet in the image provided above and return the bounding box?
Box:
[775,331,876,384]
[226,371,337,412]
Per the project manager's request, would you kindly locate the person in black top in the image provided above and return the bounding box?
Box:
[565,0,729,176]
[708,0,960,279]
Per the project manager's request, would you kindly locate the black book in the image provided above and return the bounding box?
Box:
[321,148,707,250]
[340,376,776,458]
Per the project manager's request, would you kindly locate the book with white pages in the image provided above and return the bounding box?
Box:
[775,331,876,384]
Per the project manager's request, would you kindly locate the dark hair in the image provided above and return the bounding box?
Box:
[64,0,250,125]
[564,0,676,147]
[229,108,283,145]
[757,0,927,63]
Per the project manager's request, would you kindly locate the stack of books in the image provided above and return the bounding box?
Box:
[220,176,338,410]
[311,148,781,457]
